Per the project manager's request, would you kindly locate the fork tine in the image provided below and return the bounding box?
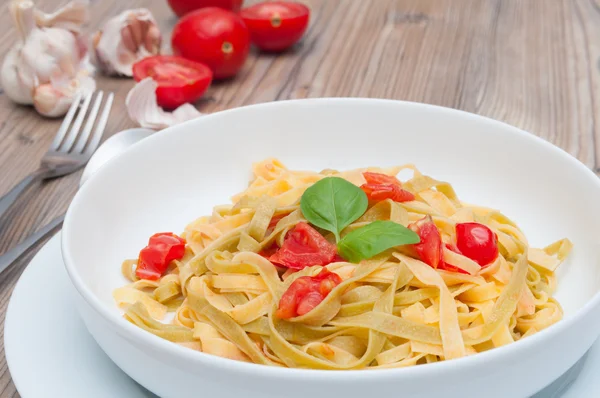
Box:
[59,92,93,152]
[50,92,82,151]
[72,91,104,153]
[84,92,114,156]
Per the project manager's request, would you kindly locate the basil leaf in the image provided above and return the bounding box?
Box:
[300,177,368,241]
[338,220,420,263]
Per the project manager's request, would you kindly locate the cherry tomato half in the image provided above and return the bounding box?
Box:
[132,55,213,109]
[172,7,250,79]
[456,222,499,266]
[269,222,337,270]
[276,268,342,319]
[409,216,443,269]
[360,172,415,203]
[136,233,186,280]
[240,1,310,51]
[168,0,244,18]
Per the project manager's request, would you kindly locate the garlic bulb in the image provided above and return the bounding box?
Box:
[126,78,202,130]
[92,9,161,76]
[1,0,95,117]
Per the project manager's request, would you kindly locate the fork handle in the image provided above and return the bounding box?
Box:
[0,168,48,221]
[0,214,64,275]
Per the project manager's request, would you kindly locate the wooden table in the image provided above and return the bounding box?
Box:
[0,0,599,395]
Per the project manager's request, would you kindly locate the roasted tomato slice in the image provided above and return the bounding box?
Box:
[269,222,337,270]
[408,216,443,269]
[136,232,186,280]
[276,268,342,318]
[360,172,414,203]
[456,222,499,266]
[132,55,213,109]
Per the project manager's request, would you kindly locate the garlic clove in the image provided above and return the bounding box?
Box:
[34,0,89,33]
[33,72,95,118]
[92,9,162,76]
[0,47,35,104]
[126,77,202,130]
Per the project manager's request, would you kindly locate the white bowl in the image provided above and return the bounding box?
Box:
[62,99,600,398]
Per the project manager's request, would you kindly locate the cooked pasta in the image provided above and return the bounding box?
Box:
[113,158,572,369]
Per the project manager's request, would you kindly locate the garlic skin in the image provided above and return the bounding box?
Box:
[126,78,202,130]
[1,0,95,117]
[92,9,161,76]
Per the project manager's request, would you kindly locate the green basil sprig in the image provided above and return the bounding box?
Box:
[300,177,421,263]
[300,177,368,241]
[337,220,420,263]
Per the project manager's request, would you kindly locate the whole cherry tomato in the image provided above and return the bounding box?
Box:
[132,55,213,109]
[408,216,443,269]
[240,1,310,51]
[172,7,250,79]
[276,268,342,319]
[167,0,244,18]
[136,232,186,280]
[269,222,338,270]
[456,222,499,266]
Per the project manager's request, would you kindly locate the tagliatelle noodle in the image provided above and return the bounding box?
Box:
[114,158,572,368]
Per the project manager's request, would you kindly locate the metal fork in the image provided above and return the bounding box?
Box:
[0,91,114,220]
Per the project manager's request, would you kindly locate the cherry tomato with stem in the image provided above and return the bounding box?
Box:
[168,0,244,18]
[240,1,310,51]
[132,55,213,109]
[172,7,250,79]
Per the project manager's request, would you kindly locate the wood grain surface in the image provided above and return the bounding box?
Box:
[1,0,600,396]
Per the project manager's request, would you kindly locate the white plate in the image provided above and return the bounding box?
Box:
[4,233,156,398]
[4,233,600,398]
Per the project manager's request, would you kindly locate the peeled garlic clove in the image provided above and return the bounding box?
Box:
[126,77,202,130]
[92,9,161,76]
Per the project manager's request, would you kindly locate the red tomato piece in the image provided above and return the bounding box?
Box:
[132,55,213,110]
[408,216,443,269]
[258,244,279,259]
[456,223,499,266]
[172,7,250,79]
[276,268,342,318]
[360,172,414,203]
[363,171,401,185]
[269,222,337,269]
[136,233,186,280]
[361,184,415,202]
[167,0,244,18]
[240,1,310,52]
